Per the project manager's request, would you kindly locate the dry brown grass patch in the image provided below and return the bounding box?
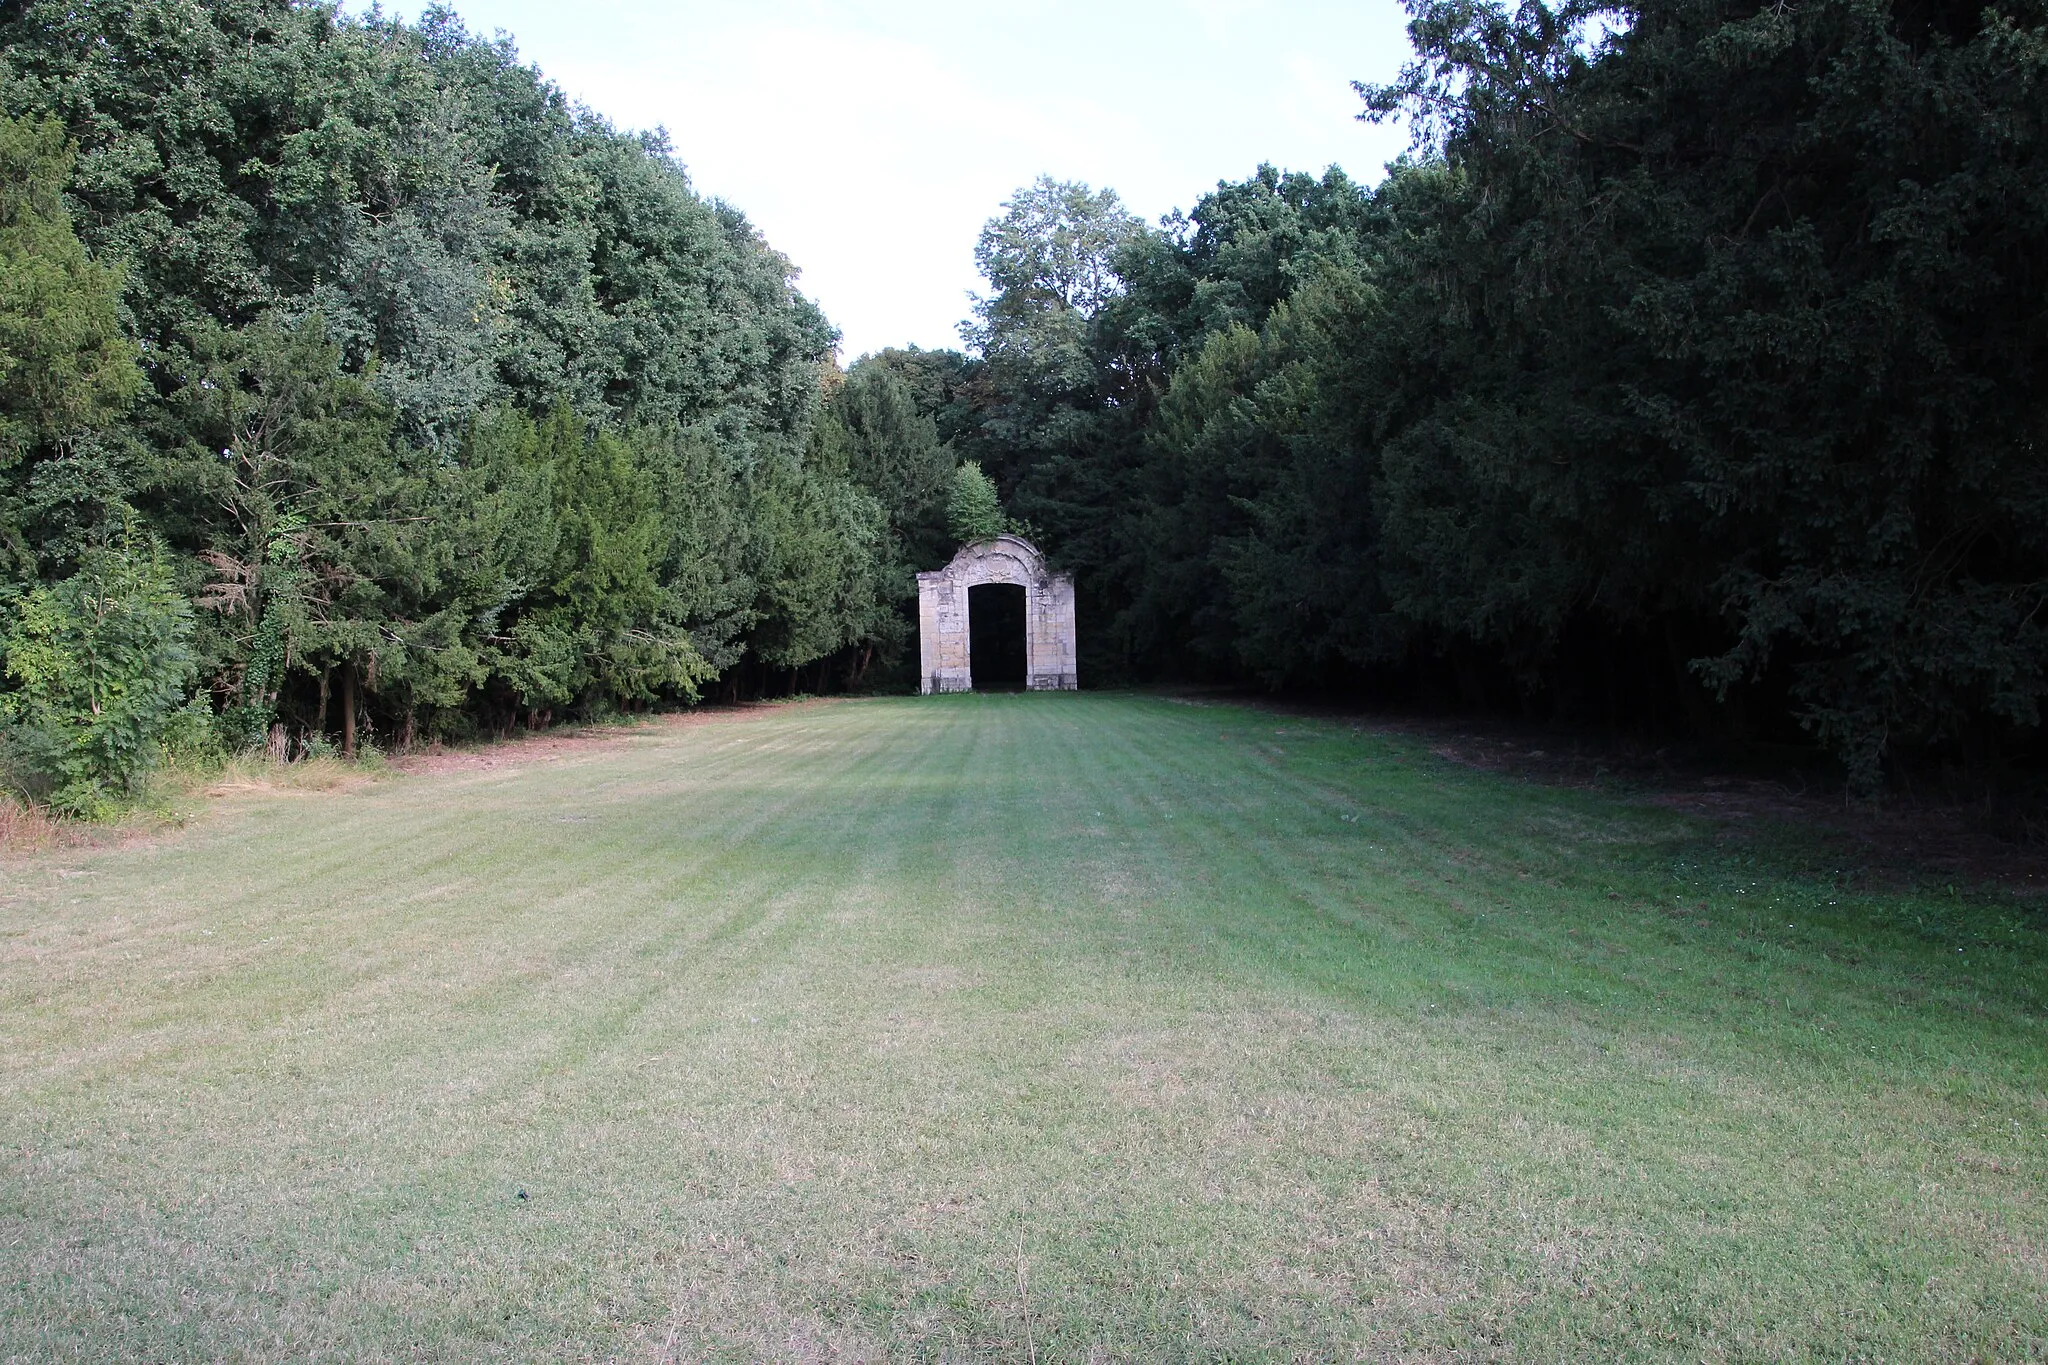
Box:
[0,796,75,855]
[202,755,383,797]
[392,700,843,777]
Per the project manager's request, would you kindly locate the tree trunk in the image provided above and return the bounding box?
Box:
[341,663,358,761]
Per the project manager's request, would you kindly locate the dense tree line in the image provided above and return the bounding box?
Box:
[0,0,948,811]
[4,0,2043,810]
[912,0,2048,794]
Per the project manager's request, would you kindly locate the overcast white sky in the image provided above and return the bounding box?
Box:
[361,1,1417,360]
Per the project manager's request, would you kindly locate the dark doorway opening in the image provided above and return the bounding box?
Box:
[969,583,1027,690]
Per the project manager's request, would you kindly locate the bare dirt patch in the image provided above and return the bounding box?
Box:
[4,702,844,858]
[391,700,842,777]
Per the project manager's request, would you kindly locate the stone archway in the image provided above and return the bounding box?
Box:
[916,534,1077,694]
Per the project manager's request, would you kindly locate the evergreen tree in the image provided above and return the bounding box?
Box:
[0,115,142,576]
[947,462,1008,544]
[0,0,891,785]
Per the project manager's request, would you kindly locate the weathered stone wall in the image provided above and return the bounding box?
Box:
[916,535,1077,694]
[1024,572,1077,691]
[917,576,972,693]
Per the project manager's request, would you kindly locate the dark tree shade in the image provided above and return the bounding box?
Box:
[950,0,2048,790]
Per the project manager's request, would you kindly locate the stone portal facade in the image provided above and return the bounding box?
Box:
[917,535,1077,694]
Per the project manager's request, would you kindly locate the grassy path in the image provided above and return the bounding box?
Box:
[0,694,2042,1360]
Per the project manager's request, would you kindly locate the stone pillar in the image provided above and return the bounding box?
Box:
[917,572,972,693]
[1025,574,1077,690]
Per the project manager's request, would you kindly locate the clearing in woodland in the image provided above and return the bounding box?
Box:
[0,694,2042,1360]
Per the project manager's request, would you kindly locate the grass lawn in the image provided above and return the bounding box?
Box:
[0,693,2042,1361]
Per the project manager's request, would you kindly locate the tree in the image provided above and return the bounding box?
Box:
[947,462,1008,544]
[970,177,1145,323]
[0,115,142,579]
[170,314,404,754]
[0,115,139,463]
[1353,0,2048,788]
[0,0,875,753]
[822,358,956,568]
[1,530,197,817]
[748,451,887,680]
[942,0,2048,791]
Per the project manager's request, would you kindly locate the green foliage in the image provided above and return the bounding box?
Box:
[818,357,957,580]
[950,0,2048,787]
[967,177,1146,352]
[211,513,309,751]
[947,166,1379,682]
[0,115,139,466]
[792,358,954,675]
[0,531,196,816]
[0,1,890,769]
[834,363,954,541]
[171,313,420,747]
[861,347,978,451]
[946,462,1009,545]
[1343,0,2048,789]
[482,408,717,709]
[749,453,888,671]
[0,114,144,582]
[5,0,2038,788]
[0,1,833,446]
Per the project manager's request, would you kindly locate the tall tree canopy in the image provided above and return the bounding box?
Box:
[4,0,2043,800]
[940,0,2048,791]
[0,0,900,791]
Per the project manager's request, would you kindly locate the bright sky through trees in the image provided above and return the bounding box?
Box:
[356,0,1414,360]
